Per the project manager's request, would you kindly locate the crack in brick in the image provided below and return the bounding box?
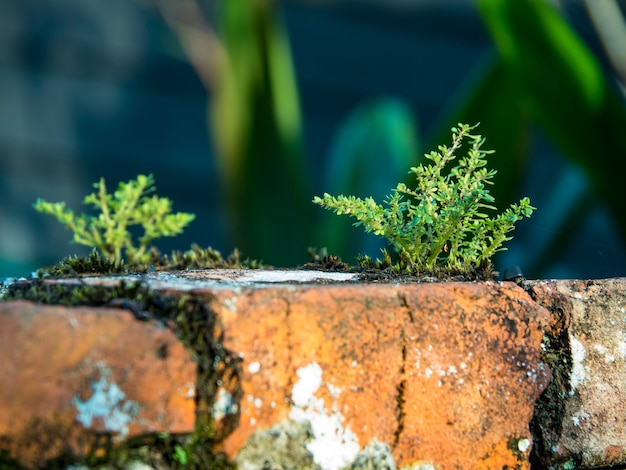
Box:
[394,338,407,449]
[393,292,413,449]
[397,292,414,323]
[283,295,295,402]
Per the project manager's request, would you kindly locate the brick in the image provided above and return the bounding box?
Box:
[529,279,626,469]
[0,301,196,468]
[192,277,551,469]
[1,271,553,469]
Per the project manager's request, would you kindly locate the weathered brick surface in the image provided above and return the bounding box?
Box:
[529,278,626,469]
[1,271,554,469]
[194,278,551,469]
[0,301,196,467]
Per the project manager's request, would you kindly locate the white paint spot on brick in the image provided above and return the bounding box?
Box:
[72,364,139,439]
[213,388,238,421]
[570,336,586,392]
[291,362,323,407]
[184,382,195,399]
[517,437,531,452]
[248,361,261,374]
[572,410,589,427]
[289,362,360,470]
[224,296,238,311]
[327,383,341,399]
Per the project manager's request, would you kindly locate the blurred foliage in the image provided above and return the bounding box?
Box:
[157,0,626,272]
[320,0,626,273]
[316,98,419,259]
[210,0,313,266]
[432,0,626,275]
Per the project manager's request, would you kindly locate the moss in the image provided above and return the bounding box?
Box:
[301,247,496,282]
[34,244,263,279]
[3,278,241,469]
[39,249,124,277]
[154,244,262,271]
[85,433,235,470]
[526,293,574,469]
[356,252,496,281]
[346,439,396,469]
[234,420,318,469]
[0,449,28,470]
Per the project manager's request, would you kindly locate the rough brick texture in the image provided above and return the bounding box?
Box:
[191,277,551,469]
[0,271,555,469]
[0,301,196,468]
[529,278,626,469]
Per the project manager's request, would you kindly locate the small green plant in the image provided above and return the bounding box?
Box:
[34,174,195,267]
[173,444,189,466]
[313,123,535,276]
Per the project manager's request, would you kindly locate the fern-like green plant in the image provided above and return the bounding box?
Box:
[313,123,534,276]
[34,174,195,267]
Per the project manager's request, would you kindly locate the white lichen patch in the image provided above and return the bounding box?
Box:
[224,296,238,311]
[213,387,238,422]
[593,343,616,363]
[327,383,342,399]
[571,409,590,427]
[183,381,195,399]
[248,361,261,374]
[72,363,139,440]
[289,362,360,470]
[569,336,586,393]
[409,462,439,470]
[291,362,323,407]
[517,437,532,453]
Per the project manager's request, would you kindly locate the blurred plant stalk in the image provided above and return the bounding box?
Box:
[584,0,626,89]
[153,0,312,266]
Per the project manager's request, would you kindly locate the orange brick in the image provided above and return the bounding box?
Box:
[193,279,551,469]
[1,271,553,469]
[0,301,196,468]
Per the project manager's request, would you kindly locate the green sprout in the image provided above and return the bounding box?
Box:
[313,123,535,276]
[34,174,195,267]
[173,444,189,466]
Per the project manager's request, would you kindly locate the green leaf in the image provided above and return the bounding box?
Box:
[33,175,194,267]
[314,124,533,275]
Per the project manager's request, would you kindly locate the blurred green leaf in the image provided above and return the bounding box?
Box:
[210,0,312,265]
[430,54,529,209]
[317,98,418,259]
[478,0,626,239]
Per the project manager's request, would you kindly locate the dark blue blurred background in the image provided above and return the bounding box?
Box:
[1,0,625,279]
